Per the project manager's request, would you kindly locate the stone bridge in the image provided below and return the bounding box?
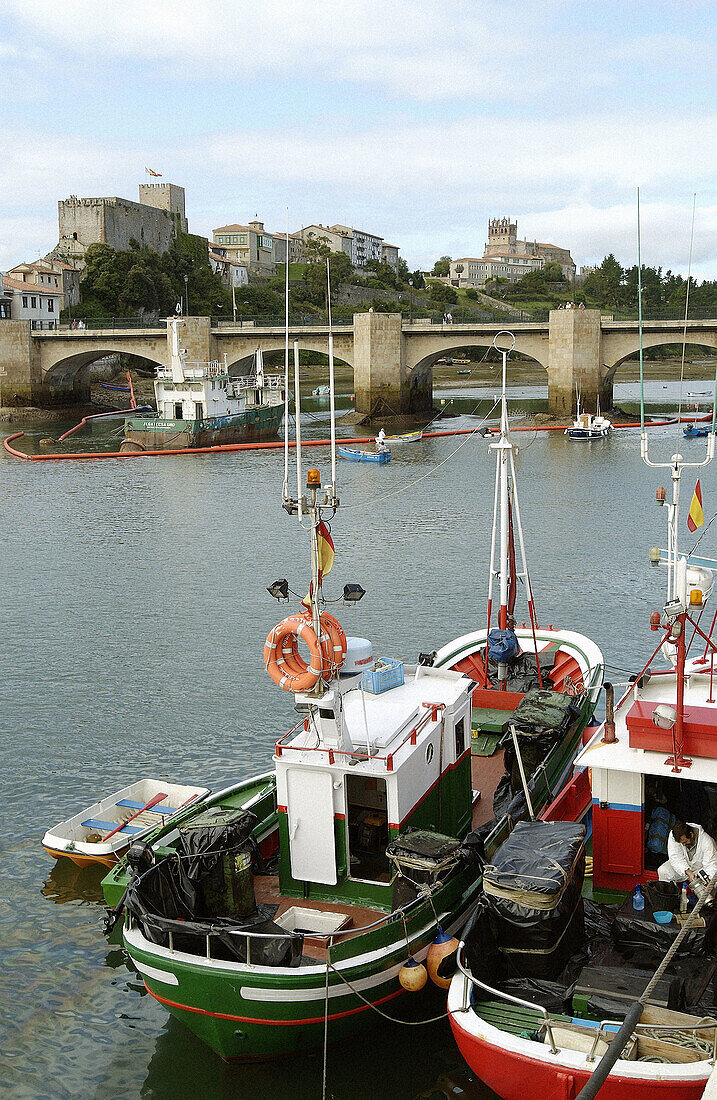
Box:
[2,311,717,418]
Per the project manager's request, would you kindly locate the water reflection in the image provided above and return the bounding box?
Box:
[41,859,106,905]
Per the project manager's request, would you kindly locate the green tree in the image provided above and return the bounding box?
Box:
[410,270,425,290]
[431,256,452,277]
[428,281,457,305]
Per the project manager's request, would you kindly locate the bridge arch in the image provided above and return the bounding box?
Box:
[603,334,717,383]
[42,349,165,405]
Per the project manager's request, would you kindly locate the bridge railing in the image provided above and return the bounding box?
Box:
[31,318,163,331]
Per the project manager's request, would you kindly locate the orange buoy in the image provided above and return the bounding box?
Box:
[398,957,428,992]
[264,611,347,693]
[426,927,459,989]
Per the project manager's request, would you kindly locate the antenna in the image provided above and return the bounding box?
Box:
[326,257,338,502]
[639,192,715,603]
[282,208,290,505]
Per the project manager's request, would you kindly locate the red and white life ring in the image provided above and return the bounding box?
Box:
[264,611,347,693]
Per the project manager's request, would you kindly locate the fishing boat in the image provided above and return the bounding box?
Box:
[450,235,717,1099]
[566,394,613,440]
[101,326,485,1062]
[432,331,603,859]
[42,780,209,868]
[338,445,391,464]
[120,318,284,452]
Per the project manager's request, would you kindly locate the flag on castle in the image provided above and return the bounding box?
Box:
[145,167,162,177]
[687,480,704,533]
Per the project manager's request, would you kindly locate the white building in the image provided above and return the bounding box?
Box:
[297,223,399,273]
[449,254,544,287]
[0,274,62,324]
[208,249,249,288]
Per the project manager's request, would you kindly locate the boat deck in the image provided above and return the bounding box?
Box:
[470,748,505,830]
[253,874,386,961]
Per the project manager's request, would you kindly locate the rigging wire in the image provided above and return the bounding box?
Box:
[674,194,697,446]
[341,399,502,511]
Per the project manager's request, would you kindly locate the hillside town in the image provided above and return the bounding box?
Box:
[0,180,579,324]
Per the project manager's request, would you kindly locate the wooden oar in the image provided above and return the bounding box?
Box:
[103,792,168,842]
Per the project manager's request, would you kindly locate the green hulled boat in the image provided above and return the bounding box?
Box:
[120,318,283,452]
[101,332,603,1062]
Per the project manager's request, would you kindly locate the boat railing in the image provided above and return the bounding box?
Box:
[275,703,441,772]
[456,942,717,1062]
[127,887,446,963]
[226,375,283,395]
[156,361,228,381]
[581,1017,717,1064]
[455,940,560,1053]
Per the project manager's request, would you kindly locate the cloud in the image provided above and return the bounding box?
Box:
[1,0,668,105]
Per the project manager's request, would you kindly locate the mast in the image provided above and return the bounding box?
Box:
[326,257,338,499]
[487,332,543,686]
[282,210,291,505]
[638,193,714,771]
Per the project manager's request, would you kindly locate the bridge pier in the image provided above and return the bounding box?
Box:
[547,309,611,417]
[0,320,45,407]
[353,312,431,420]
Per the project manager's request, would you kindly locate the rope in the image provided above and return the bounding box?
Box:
[322,947,330,1100]
[326,961,468,1026]
[642,867,717,1000]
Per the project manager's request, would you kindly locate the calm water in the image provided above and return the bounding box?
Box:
[1,379,714,1099]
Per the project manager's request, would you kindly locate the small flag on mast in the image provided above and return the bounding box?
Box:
[687,480,704,532]
[145,167,162,177]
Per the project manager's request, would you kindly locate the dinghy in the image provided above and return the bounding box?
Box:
[338,445,391,463]
[42,780,209,868]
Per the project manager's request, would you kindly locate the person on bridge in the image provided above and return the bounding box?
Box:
[658,820,717,885]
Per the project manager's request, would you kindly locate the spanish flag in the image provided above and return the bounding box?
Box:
[316,520,335,582]
[145,167,162,177]
[302,521,335,608]
[687,480,704,533]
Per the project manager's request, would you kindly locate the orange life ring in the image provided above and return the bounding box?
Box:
[264,611,347,693]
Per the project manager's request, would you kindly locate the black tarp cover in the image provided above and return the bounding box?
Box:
[484,820,586,902]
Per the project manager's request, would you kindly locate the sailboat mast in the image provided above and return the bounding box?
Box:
[493,338,513,630]
[283,211,290,504]
[326,258,337,498]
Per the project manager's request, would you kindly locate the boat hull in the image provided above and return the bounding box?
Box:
[122,869,481,1061]
[449,1013,708,1100]
[121,405,283,452]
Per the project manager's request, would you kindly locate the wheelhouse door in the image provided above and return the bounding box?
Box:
[286,769,337,885]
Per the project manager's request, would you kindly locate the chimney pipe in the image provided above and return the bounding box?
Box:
[601,682,617,744]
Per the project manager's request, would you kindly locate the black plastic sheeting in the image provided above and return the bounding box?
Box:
[386,829,461,866]
[464,892,717,1022]
[491,689,581,819]
[486,651,558,695]
[481,820,587,980]
[484,820,586,899]
[123,807,303,968]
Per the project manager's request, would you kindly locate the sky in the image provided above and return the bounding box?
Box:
[1,0,716,278]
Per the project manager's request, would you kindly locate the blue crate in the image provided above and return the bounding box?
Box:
[362,657,405,694]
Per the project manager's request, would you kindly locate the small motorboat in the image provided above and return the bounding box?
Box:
[338,445,391,463]
[312,384,330,396]
[42,779,209,867]
[683,423,714,438]
[383,431,423,444]
[456,369,472,375]
[565,395,612,440]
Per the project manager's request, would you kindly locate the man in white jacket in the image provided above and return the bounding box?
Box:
[658,821,717,884]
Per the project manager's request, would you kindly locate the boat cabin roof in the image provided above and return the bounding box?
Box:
[577,667,717,781]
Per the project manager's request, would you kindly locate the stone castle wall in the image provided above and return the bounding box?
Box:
[56,185,187,260]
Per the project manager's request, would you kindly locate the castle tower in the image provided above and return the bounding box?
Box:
[138,183,188,233]
[485,217,517,256]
